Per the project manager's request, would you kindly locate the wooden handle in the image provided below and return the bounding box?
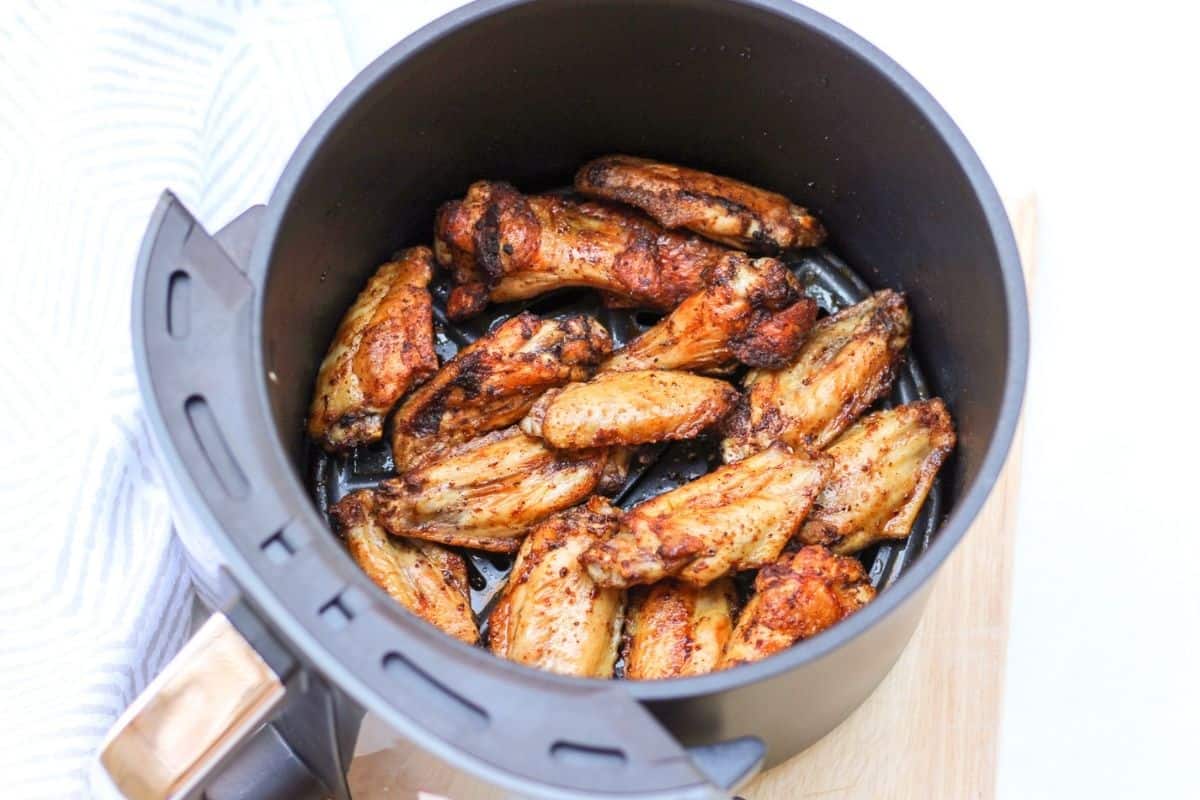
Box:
[99,612,286,800]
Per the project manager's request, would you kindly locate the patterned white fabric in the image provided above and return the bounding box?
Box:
[0,2,463,796]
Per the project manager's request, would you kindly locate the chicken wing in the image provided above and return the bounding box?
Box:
[488,497,625,677]
[722,290,911,462]
[600,253,817,374]
[581,443,832,588]
[719,545,874,668]
[434,181,730,319]
[575,155,825,251]
[376,426,607,552]
[331,490,477,644]
[389,312,611,471]
[798,399,955,555]
[623,578,736,680]
[520,370,737,449]
[307,247,438,452]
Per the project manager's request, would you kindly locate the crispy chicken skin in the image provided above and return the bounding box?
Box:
[376,426,607,553]
[574,155,826,251]
[722,290,911,462]
[719,545,874,668]
[389,312,611,471]
[581,443,832,588]
[488,498,626,677]
[623,578,736,680]
[307,247,438,452]
[520,370,737,449]
[434,181,730,319]
[331,490,477,644]
[798,399,955,554]
[600,254,817,374]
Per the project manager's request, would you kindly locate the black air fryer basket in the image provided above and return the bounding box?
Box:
[107,2,1028,798]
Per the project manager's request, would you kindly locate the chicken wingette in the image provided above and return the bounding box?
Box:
[307,247,438,452]
[376,426,607,553]
[434,181,730,319]
[798,399,956,555]
[722,290,911,462]
[389,312,610,471]
[575,155,825,251]
[719,545,874,668]
[581,443,831,588]
[600,253,817,374]
[520,370,737,449]
[488,498,625,677]
[623,578,737,680]
[331,490,478,644]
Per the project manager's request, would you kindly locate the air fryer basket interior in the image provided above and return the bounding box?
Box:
[256,0,1018,687]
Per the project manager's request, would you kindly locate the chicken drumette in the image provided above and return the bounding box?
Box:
[488,498,626,678]
[307,247,438,452]
[434,181,730,319]
[575,155,825,251]
[623,578,737,680]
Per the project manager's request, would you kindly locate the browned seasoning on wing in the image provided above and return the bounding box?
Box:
[331,490,478,644]
[722,289,911,462]
[375,426,608,553]
[389,312,611,471]
[581,443,832,588]
[600,253,817,374]
[307,247,438,451]
[798,399,956,554]
[488,498,626,677]
[521,369,737,449]
[575,155,825,251]
[623,578,737,680]
[719,545,874,668]
[434,181,730,319]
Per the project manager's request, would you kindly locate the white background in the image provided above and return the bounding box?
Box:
[2,2,1198,797]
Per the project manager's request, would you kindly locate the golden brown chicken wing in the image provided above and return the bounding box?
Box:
[488,498,625,677]
[434,181,730,319]
[600,253,817,374]
[581,443,831,588]
[306,247,438,452]
[623,578,737,680]
[330,490,478,644]
[798,399,955,555]
[575,155,825,251]
[389,312,610,471]
[718,545,874,668]
[722,290,911,462]
[376,426,607,552]
[520,370,737,449]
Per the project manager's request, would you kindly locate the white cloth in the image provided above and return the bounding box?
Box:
[0,3,463,796]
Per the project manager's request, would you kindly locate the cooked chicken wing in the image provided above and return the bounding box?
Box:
[376,426,607,552]
[623,578,736,680]
[719,545,874,668]
[575,155,825,252]
[722,290,911,462]
[600,253,817,374]
[307,247,438,452]
[581,443,831,588]
[389,312,610,471]
[520,370,737,449]
[434,181,730,319]
[331,490,477,644]
[488,498,625,677]
[798,399,955,555]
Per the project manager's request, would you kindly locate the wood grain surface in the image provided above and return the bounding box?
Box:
[347,198,1037,800]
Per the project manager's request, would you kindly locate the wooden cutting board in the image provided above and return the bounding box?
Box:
[348,198,1037,800]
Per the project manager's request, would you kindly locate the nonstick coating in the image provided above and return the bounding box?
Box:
[306,240,945,645]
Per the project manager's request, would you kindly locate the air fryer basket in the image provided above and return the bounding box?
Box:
[307,239,946,634]
[111,2,1026,799]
